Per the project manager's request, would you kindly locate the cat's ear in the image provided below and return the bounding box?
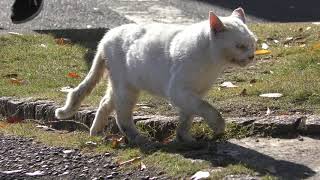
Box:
[232,7,246,23]
[209,11,224,33]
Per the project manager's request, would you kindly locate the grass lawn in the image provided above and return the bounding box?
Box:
[1,24,320,117]
[0,23,320,179]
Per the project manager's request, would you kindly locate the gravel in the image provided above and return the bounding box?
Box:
[0,134,165,180]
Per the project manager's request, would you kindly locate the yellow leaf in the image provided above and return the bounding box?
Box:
[312,42,320,50]
[255,50,272,55]
[118,157,141,166]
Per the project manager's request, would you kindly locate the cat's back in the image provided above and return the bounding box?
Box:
[104,23,185,47]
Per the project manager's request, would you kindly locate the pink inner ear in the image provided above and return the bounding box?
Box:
[232,7,246,23]
[209,11,224,32]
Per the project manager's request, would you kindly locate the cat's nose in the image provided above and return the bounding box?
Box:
[248,55,254,60]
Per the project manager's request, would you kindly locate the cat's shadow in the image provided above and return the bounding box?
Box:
[135,140,315,179]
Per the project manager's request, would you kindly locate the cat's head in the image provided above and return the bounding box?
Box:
[208,8,257,67]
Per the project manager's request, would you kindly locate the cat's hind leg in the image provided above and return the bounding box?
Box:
[176,112,196,143]
[90,81,115,136]
[113,85,148,145]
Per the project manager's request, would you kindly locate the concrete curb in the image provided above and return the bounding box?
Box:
[0,97,319,140]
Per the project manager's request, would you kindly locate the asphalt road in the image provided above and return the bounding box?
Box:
[0,0,319,32]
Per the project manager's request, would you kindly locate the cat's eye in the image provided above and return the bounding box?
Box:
[236,44,247,50]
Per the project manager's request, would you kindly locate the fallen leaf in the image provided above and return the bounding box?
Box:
[60,86,73,93]
[8,32,22,36]
[3,73,18,78]
[140,161,147,171]
[6,116,23,123]
[299,44,306,48]
[67,72,80,78]
[25,170,45,176]
[10,78,26,85]
[259,93,283,98]
[112,136,125,148]
[118,157,141,166]
[35,125,55,131]
[249,79,257,84]
[273,39,279,43]
[190,171,210,180]
[255,50,272,55]
[312,42,320,50]
[220,81,238,88]
[266,107,272,116]
[239,88,247,96]
[2,170,23,174]
[306,27,311,30]
[40,44,47,48]
[55,38,72,45]
[85,141,97,147]
[62,149,75,154]
[261,43,269,50]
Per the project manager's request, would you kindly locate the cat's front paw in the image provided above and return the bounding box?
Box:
[90,126,104,136]
[55,107,71,119]
[214,117,225,135]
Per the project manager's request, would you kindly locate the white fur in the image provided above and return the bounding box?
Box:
[55,10,256,145]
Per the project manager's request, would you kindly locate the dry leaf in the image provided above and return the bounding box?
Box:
[190,171,210,180]
[306,27,311,30]
[266,107,272,116]
[25,170,45,176]
[60,86,73,93]
[8,32,22,36]
[261,43,269,50]
[55,38,71,45]
[255,50,271,55]
[40,44,47,48]
[239,88,247,96]
[312,42,320,50]
[6,116,23,123]
[10,78,26,85]
[273,39,279,43]
[220,81,238,88]
[259,93,283,98]
[140,161,147,171]
[3,73,18,78]
[67,72,80,78]
[118,157,141,166]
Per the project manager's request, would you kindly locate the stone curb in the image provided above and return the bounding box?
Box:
[0,97,320,140]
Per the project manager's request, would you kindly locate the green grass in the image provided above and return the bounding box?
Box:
[0,120,275,179]
[1,24,320,117]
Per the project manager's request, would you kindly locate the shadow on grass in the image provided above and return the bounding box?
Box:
[34,28,108,68]
[137,140,315,179]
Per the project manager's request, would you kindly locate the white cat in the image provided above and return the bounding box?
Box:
[55,8,257,145]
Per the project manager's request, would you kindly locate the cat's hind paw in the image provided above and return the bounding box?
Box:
[55,107,74,119]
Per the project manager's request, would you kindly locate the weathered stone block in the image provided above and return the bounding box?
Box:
[6,99,24,116]
[136,116,178,141]
[23,101,42,119]
[35,102,53,120]
[226,117,259,126]
[253,115,304,136]
[0,97,12,116]
[299,115,320,134]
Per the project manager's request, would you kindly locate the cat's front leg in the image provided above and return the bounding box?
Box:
[170,90,225,136]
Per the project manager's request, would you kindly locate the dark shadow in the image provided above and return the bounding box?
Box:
[135,140,316,179]
[34,28,109,68]
[197,0,320,22]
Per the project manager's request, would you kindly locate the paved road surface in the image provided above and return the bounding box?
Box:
[0,0,319,32]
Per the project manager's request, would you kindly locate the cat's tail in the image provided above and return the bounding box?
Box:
[55,48,106,119]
